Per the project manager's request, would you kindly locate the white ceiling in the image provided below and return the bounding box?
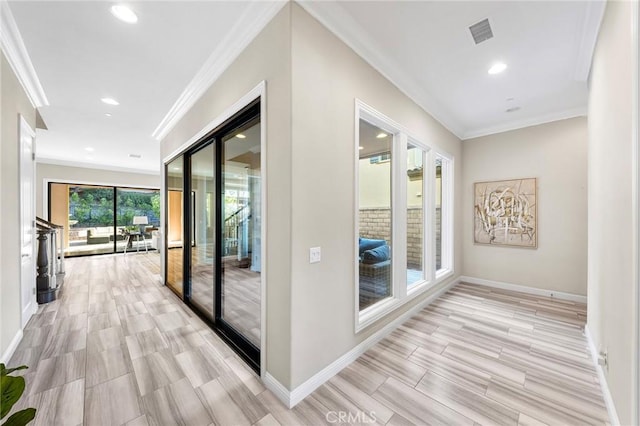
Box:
[7,0,278,173]
[300,0,604,139]
[7,1,603,174]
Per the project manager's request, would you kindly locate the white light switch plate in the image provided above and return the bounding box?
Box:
[309,247,321,263]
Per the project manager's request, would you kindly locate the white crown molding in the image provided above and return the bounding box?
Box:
[461,106,587,140]
[584,325,621,425]
[264,276,461,408]
[37,157,160,176]
[0,1,48,108]
[460,276,588,304]
[573,0,606,82]
[162,81,265,164]
[297,0,466,140]
[152,1,286,142]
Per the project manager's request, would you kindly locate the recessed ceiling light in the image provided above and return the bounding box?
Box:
[105,113,112,117]
[506,106,521,113]
[110,5,138,24]
[129,154,142,159]
[101,97,119,106]
[236,134,246,139]
[172,167,181,171]
[85,156,94,161]
[85,147,94,152]
[376,132,388,139]
[488,62,507,75]
[359,146,364,150]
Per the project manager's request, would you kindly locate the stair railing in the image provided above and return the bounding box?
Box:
[35,216,65,303]
[223,205,250,256]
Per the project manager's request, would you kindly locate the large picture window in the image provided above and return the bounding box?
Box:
[358,119,393,310]
[48,183,160,257]
[355,100,453,330]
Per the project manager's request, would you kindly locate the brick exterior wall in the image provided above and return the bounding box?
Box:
[407,208,423,269]
[359,207,441,269]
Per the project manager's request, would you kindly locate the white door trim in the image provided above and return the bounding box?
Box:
[19,115,37,327]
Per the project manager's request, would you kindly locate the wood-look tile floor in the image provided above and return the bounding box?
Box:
[8,253,608,425]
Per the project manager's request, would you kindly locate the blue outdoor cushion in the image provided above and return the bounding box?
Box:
[359,237,386,255]
[362,244,390,264]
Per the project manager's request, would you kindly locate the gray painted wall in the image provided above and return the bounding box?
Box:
[1,51,37,359]
[288,3,462,388]
[160,4,293,386]
[587,1,638,423]
[462,117,588,296]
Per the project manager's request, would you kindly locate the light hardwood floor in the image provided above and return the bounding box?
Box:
[7,253,608,425]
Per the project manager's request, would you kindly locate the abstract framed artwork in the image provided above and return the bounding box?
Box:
[474,177,537,248]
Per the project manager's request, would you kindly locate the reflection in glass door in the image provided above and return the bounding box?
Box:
[221,118,261,348]
[189,143,216,319]
[166,156,184,296]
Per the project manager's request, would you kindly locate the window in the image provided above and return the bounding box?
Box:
[358,119,393,310]
[355,100,454,331]
[435,153,453,277]
[406,143,425,287]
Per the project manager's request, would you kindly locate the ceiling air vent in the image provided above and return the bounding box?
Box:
[129,154,142,159]
[469,18,493,44]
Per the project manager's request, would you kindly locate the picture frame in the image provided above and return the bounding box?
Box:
[473,177,537,248]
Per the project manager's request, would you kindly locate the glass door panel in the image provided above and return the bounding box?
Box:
[220,118,261,347]
[115,188,160,253]
[189,143,216,319]
[166,156,184,296]
[63,184,115,256]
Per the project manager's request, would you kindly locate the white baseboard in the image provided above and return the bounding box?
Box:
[0,329,23,364]
[459,276,588,304]
[263,276,461,408]
[263,372,293,407]
[584,325,621,425]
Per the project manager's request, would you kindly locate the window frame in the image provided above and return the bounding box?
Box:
[406,138,433,296]
[434,150,454,281]
[354,99,454,332]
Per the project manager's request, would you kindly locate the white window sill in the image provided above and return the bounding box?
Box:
[356,296,402,332]
[356,270,454,333]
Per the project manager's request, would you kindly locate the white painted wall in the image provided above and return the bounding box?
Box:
[35,162,160,219]
[462,117,588,296]
[1,51,37,360]
[289,3,462,388]
[587,1,638,423]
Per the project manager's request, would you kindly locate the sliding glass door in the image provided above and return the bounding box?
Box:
[49,183,159,257]
[164,100,261,371]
